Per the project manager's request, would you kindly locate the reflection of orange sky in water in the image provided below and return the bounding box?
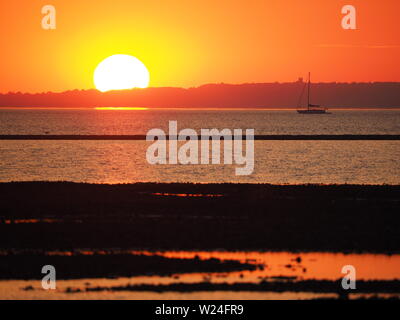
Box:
[137,251,400,282]
[95,107,148,110]
[42,250,400,282]
[4,250,398,299]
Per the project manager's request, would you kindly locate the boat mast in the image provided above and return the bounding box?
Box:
[307,72,310,110]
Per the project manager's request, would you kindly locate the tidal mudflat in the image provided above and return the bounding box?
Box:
[0,182,399,299]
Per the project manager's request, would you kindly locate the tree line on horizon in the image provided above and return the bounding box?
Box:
[0,82,399,108]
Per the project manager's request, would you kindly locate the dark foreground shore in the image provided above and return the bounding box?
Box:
[0,253,256,280]
[0,182,399,253]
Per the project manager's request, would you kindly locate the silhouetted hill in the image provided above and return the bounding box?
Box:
[1,82,399,108]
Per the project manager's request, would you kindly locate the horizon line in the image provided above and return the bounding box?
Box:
[1,80,400,95]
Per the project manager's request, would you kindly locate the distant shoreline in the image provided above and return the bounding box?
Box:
[1,82,399,109]
[1,106,400,110]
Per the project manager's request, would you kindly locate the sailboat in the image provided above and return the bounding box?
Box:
[297,73,330,114]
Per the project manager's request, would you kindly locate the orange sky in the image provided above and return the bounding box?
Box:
[0,0,399,93]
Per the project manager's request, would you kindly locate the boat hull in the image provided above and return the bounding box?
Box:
[297,109,329,114]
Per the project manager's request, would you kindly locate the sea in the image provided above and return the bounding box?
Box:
[0,108,399,184]
[1,108,400,300]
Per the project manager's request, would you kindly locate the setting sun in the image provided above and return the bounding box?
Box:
[94,54,150,92]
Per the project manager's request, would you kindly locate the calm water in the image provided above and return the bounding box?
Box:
[0,109,399,184]
[1,109,399,300]
[0,140,399,184]
[0,109,399,135]
[1,251,399,300]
